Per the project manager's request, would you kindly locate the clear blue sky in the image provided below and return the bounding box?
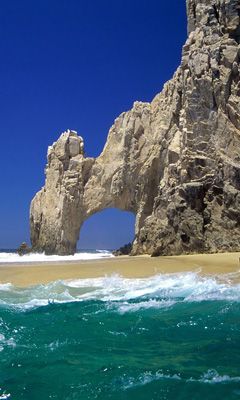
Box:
[0,0,187,250]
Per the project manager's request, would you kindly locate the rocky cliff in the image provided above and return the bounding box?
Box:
[30,0,240,256]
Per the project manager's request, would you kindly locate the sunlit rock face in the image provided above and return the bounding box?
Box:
[30,0,240,256]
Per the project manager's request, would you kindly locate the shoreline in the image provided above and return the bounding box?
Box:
[0,252,240,287]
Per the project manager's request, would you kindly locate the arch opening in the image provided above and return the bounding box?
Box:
[77,208,136,251]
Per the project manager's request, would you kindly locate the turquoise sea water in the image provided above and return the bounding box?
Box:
[0,272,240,399]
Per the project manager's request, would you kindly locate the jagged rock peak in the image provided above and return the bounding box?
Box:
[30,0,240,256]
[47,129,84,161]
[187,0,240,37]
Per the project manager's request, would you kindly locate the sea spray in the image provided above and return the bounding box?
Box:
[0,271,240,309]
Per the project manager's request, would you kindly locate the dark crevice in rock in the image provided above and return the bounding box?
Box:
[181,233,190,244]
[213,4,220,24]
[229,5,240,43]
[192,3,196,20]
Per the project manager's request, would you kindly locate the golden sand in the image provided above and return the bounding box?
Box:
[0,252,240,287]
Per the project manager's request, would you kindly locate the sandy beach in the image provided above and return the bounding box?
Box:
[0,252,240,287]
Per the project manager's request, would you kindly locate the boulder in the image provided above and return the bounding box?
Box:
[113,243,132,256]
[17,242,32,256]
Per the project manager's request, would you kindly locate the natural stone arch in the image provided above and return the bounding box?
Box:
[31,0,240,256]
[30,105,161,255]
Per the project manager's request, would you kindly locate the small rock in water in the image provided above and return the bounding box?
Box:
[17,242,32,256]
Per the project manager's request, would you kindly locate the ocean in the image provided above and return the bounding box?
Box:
[0,251,240,399]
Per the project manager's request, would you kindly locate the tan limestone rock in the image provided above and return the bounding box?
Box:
[30,0,240,255]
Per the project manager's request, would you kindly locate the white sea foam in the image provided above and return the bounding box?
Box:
[120,371,181,390]
[0,283,13,292]
[0,333,16,352]
[0,271,240,310]
[0,394,11,399]
[0,250,113,264]
[116,299,177,314]
[65,272,240,303]
[189,369,240,384]
[120,369,240,390]
[201,370,240,384]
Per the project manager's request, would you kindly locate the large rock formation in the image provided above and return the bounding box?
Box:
[30,0,240,256]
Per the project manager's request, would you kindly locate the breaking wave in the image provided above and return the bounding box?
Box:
[0,249,113,264]
[0,271,240,310]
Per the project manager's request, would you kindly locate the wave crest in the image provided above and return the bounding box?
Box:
[0,272,240,310]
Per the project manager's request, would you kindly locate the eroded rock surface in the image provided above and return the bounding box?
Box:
[30,0,240,255]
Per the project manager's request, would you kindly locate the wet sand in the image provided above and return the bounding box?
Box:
[0,252,240,287]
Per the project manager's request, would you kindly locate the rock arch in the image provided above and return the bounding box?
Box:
[30,104,161,255]
[31,0,240,256]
